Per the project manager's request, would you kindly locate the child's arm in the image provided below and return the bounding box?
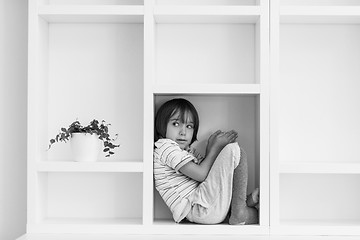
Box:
[179,130,238,182]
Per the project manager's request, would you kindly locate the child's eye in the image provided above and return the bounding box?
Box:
[187,125,194,129]
[173,122,179,127]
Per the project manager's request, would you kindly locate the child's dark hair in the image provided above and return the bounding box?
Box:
[155,98,199,145]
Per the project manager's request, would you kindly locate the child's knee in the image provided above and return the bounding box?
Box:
[215,143,241,167]
[219,142,240,163]
[224,142,240,156]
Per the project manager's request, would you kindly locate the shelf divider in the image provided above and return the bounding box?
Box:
[272,219,360,236]
[38,5,144,23]
[279,161,360,174]
[154,84,261,95]
[280,6,360,23]
[154,6,261,23]
[36,161,144,173]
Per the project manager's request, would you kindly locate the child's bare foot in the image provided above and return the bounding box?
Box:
[246,188,259,207]
[229,206,259,225]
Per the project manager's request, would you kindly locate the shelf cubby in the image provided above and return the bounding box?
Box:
[33,18,144,162]
[155,21,260,85]
[277,174,360,235]
[36,172,143,226]
[153,94,262,223]
[278,23,360,166]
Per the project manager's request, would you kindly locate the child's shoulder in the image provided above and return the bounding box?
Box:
[154,138,178,149]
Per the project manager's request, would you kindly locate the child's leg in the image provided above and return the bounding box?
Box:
[186,143,241,224]
[229,148,258,225]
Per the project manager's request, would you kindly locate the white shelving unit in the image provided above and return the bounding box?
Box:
[270,0,360,236]
[20,0,360,239]
[22,0,270,237]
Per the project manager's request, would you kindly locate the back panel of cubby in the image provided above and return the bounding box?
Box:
[39,172,143,220]
[45,23,144,162]
[155,23,257,85]
[153,95,260,220]
[279,24,360,163]
[280,174,360,222]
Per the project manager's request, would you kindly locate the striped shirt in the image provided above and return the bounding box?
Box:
[153,138,204,222]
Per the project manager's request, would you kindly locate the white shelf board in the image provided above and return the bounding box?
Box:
[281,219,360,226]
[16,234,360,240]
[154,6,261,23]
[154,84,261,95]
[27,218,268,235]
[280,6,360,23]
[27,218,143,234]
[279,161,360,174]
[42,217,142,225]
[152,220,269,235]
[273,219,360,235]
[38,5,144,23]
[36,161,144,172]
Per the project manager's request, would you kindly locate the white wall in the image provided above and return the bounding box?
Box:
[0,0,28,239]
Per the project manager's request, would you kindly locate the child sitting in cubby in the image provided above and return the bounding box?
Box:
[153,98,259,225]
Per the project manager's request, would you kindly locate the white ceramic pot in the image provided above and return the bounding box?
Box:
[70,133,101,162]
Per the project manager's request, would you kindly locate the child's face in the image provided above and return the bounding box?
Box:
[166,111,194,150]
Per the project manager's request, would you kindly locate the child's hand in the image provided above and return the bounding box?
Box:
[206,130,238,155]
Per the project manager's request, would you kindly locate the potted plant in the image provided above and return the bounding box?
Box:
[48,119,120,161]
